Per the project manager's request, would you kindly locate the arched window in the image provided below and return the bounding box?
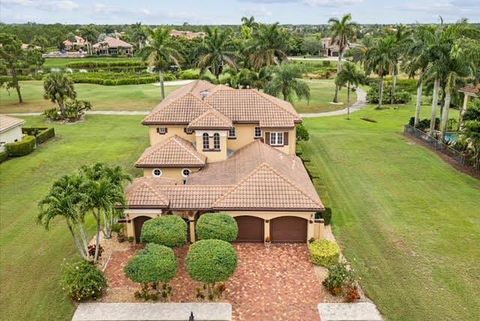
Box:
[202,133,209,150]
[213,133,220,150]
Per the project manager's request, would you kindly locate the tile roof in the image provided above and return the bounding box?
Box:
[0,115,25,133]
[459,84,480,96]
[93,37,133,48]
[135,135,206,168]
[187,109,233,130]
[126,141,323,211]
[125,178,175,208]
[142,80,302,128]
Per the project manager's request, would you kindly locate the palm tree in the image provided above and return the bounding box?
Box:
[197,27,237,81]
[328,13,357,103]
[388,25,411,103]
[247,23,289,69]
[128,22,148,50]
[38,175,90,260]
[264,64,310,103]
[140,28,182,100]
[364,36,397,109]
[79,25,99,54]
[336,62,365,118]
[43,73,76,116]
[241,16,257,29]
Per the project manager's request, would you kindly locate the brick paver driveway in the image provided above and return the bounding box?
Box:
[104,243,322,321]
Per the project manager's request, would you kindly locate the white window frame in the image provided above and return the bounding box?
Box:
[152,168,163,177]
[181,168,191,178]
[254,127,262,138]
[157,127,167,135]
[228,127,236,138]
[270,132,284,146]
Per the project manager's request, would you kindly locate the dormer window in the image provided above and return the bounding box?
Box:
[157,127,167,135]
[228,127,236,138]
[213,133,221,150]
[254,127,262,138]
[202,133,209,150]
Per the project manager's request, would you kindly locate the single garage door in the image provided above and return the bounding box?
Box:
[270,216,307,243]
[234,216,264,242]
[134,216,151,243]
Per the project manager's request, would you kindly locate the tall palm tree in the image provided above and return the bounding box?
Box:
[328,13,357,103]
[38,175,90,260]
[247,23,289,70]
[79,25,99,54]
[389,25,411,103]
[197,27,237,81]
[264,63,310,103]
[336,62,365,118]
[140,28,182,99]
[364,36,397,109]
[241,16,257,29]
[128,22,148,50]
[43,73,76,116]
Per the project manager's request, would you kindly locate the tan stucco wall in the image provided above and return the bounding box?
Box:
[148,125,195,146]
[263,129,296,155]
[143,167,200,181]
[124,210,163,239]
[226,124,260,151]
[195,130,228,162]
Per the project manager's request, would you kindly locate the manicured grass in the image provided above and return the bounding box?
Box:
[293,79,355,113]
[44,57,142,69]
[0,116,148,321]
[0,81,179,113]
[301,104,480,321]
[0,79,352,114]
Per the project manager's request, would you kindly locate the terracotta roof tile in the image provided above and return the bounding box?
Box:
[93,37,132,48]
[0,115,25,133]
[125,178,175,208]
[187,109,233,129]
[459,84,480,96]
[135,135,206,168]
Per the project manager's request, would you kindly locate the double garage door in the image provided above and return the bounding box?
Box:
[234,215,307,243]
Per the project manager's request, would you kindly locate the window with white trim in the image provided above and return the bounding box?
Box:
[270,132,284,146]
[254,127,262,138]
[228,127,236,138]
[202,133,209,150]
[152,168,162,177]
[213,133,221,150]
[182,168,191,178]
[157,127,167,135]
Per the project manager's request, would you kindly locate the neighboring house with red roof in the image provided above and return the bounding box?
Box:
[92,37,133,56]
[0,115,25,152]
[123,80,325,243]
[63,35,88,51]
[170,29,206,40]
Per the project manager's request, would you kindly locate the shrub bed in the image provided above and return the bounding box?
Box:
[367,85,411,104]
[60,260,107,301]
[309,239,340,267]
[179,69,200,80]
[65,60,145,69]
[196,213,238,242]
[323,263,355,296]
[141,215,187,248]
[0,151,8,163]
[70,71,176,86]
[5,135,36,157]
[22,127,55,144]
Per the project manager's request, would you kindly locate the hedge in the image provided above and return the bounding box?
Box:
[22,127,55,144]
[309,239,340,268]
[186,239,237,284]
[0,151,8,163]
[196,213,238,242]
[141,215,188,247]
[65,61,145,69]
[70,72,176,86]
[5,135,36,157]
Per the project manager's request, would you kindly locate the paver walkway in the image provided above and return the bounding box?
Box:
[103,243,323,321]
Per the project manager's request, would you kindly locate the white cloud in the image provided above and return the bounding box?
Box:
[304,0,364,6]
[1,0,79,10]
[245,6,273,17]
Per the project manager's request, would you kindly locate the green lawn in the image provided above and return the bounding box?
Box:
[0,116,148,321]
[44,57,142,69]
[301,104,480,321]
[0,79,352,114]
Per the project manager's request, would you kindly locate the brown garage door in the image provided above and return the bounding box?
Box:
[235,216,264,242]
[134,216,151,243]
[270,216,307,243]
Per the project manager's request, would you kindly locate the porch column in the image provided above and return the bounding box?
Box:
[264,220,270,242]
[188,212,196,243]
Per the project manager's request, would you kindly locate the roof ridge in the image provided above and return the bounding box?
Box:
[136,180,170,206]
[249,89,301,119]
[188,107,232,128]
[171,135,206,164]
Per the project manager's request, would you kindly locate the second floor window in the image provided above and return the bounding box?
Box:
[254,127,262,138]
[270,132,284,146]
[228,127,236,138]
[202,133,209,150]
[213,133,221,150]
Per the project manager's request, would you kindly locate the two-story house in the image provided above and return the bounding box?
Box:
[123,80,325,243]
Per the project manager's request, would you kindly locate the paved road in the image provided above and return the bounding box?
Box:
[5,88,367,118]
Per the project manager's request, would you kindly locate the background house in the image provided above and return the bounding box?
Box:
[92,37,133,56]
[0,115,25,152]
[321,37,348,57]
[63,35,88,51]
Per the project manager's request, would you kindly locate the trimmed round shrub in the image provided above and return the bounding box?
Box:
[60,260,107,301]
[186,239,237,284]
[309,239,340,267]
[196,213,238,242]
[141,215,187,247]
[125,243,177,285]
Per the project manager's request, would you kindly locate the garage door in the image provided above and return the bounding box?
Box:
[134,216,151,243]
[234,216,264,242]
[270,216,307,243]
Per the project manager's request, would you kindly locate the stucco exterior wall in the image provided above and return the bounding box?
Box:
[195,130,227,163]
[0,126,23,152]
[148,125,195,146]
[143,167,200,181]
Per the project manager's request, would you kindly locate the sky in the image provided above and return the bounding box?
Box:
[0,0,479,25]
